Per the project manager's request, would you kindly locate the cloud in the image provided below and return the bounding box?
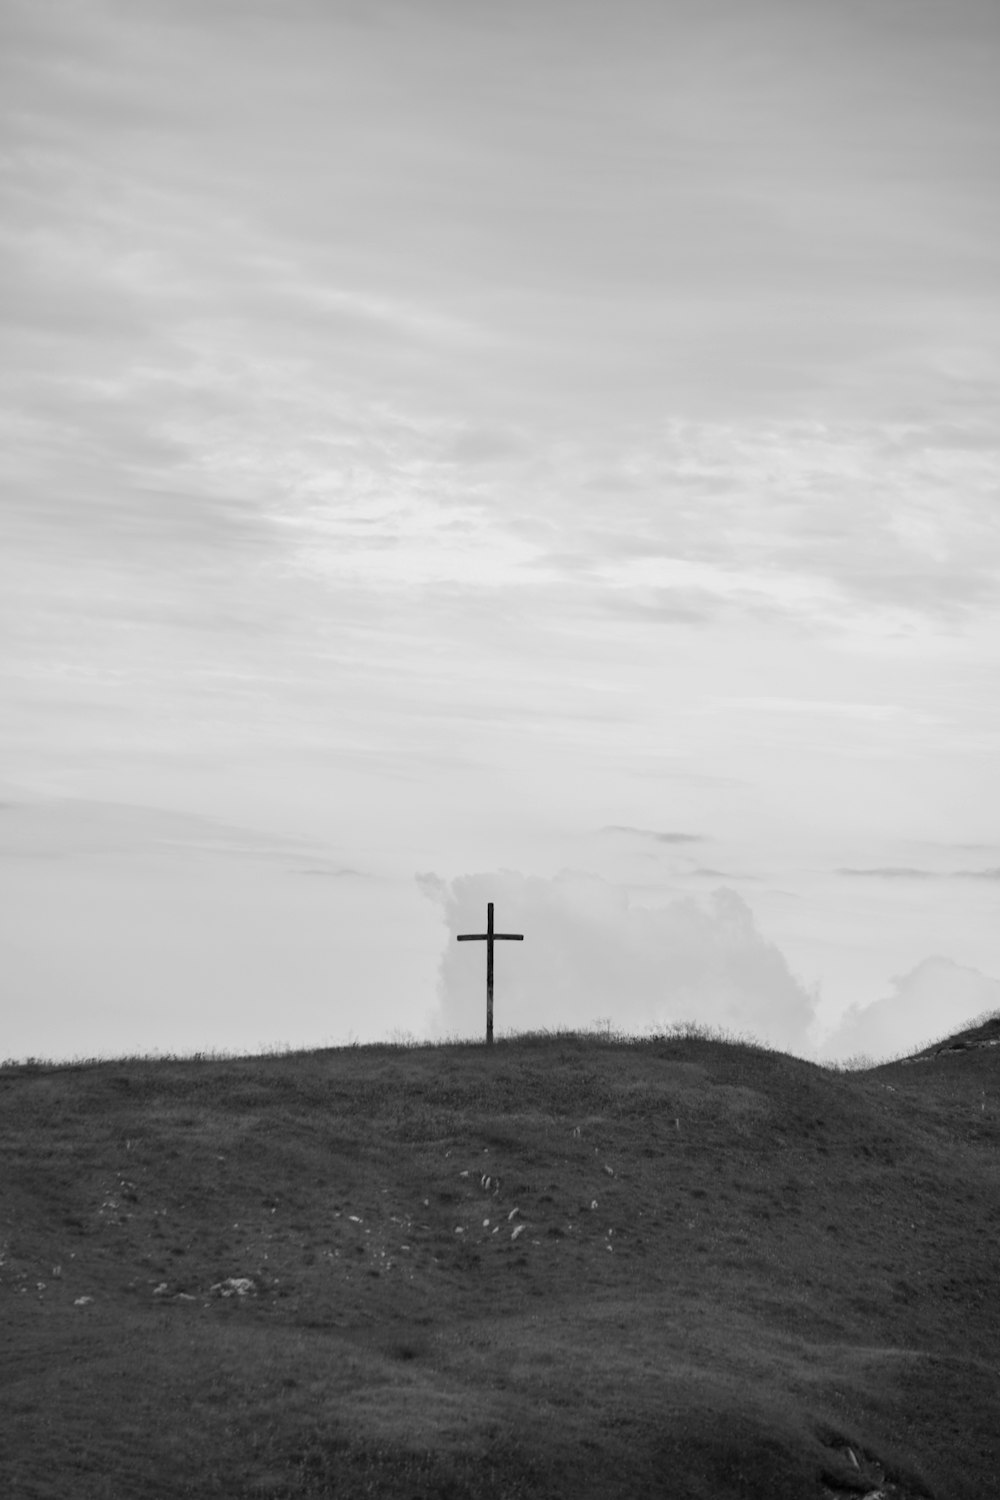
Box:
[821,956,1000,1063]
[593,586,723,626]
[0,795,319,867]
[418,869,816,1054]
[601,826,705,845]
[838,867,1000,882]
[4,0,999,660]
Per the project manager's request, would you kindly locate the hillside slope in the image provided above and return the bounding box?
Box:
[2,1033,999,1499]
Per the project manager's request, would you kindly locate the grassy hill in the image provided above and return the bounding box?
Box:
[2,1027,999,1499]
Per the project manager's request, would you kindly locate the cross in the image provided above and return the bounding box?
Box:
[456,901,524,1046]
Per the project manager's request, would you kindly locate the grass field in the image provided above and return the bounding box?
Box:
[2,1022,999,1498]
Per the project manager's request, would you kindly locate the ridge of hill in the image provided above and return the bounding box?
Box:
[900,1012,1000,1062]
[2,1030,999,1499]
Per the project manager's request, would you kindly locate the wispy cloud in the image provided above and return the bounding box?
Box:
[3,2,998,637]
[0,796,322,866]
[839,866,1000,882]
[601,827,705,845]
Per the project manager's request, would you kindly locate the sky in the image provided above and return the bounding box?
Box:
[2,0,999,1064]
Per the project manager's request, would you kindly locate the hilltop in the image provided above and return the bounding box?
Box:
[902,1012,1000,1061]
[2,1029,999,1499]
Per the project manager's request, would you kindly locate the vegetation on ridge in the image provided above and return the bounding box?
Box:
[2,1026,999,1498]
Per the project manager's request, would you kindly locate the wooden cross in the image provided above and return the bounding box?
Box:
[456,901,524,1046]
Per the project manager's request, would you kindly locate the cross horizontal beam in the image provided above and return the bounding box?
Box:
[456,933,524,942]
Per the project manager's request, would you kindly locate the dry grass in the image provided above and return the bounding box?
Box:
[2,1024,998,1497]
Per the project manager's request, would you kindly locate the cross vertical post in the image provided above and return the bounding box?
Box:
[486,900,495,1043]
[456,900,524,1046]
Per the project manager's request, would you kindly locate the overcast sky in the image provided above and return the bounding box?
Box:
[2,0,999,1063]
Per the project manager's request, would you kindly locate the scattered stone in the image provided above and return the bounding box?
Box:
[511,1224,526,1241]
[210,1277,256,1298]
[74,1296,93,1306]
[153,1282,169,1296]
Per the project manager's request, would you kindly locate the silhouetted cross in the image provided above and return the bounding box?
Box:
[456,901,524,1046]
